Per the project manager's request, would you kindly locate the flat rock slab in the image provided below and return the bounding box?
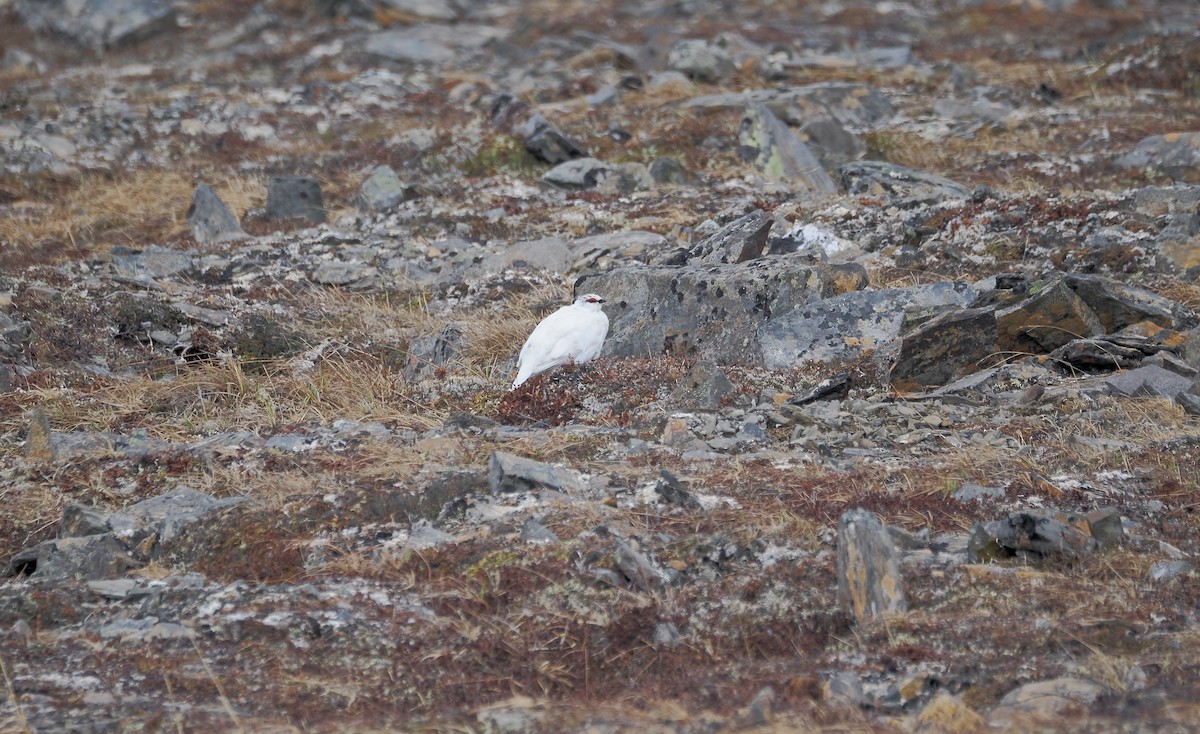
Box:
[1116,131,1200,180]
[488,451,582,494]
[16,0,177,48]
[968,510,1099,562]
[266,176,325,223]
[578,255,865,366]
[364,23,502,64]
[838,160,970,207]
[1088,364,1195,399]
[988,677,1109,728]
[1064,273,1179,332]
[760,281,976,370]
[995,277,1104,353]
[687,210,773,265]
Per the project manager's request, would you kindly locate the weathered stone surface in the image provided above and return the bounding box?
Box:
[1087,508,1124,548]
[187,184,247,244]
[738,105,838,194]
[364,23,501,64]
[578,255,864,366]
[668,360,733,410]
[492,93,585,165]
[358,165,418,211]
[266,176,326,223]
[7,534,137,580]
[405,322,463,379]
[798,115,865,170]
[838,161,971,207]
[1116,131,1200,179]
[1049,338,1146,371]
[759,281,976,370]
[649,157,689,185]
[541,158,613,190]
[667,40,734,83]
[988,677,1108,728]
[25,406,55,461]
[311,262,378,286]
[686,83,895,128]
[614,540,669,591]
[914,692,986,734]
[654,470,702,510]
[1064,273,1178,332]
[487,451,581,494]
[17,0,177,49]
[1091,364,1194,398]
[968,510,1098,562]
[891,307,997,390]
[111,245,195,280]
[837,509,906,625]
[994,277,1104,353]
[687,210,773,265]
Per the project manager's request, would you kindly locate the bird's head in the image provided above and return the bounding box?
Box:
[575,293,606,309]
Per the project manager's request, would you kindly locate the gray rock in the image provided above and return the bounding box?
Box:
[686,83,895,128]
[760,281,976,370]
[1064,273,1178,332]
[1149,560,1193,582]
[405,322,463,379]
[1133,185,1200,217]
[174,301,237,327]
[311,262,378,287]
[739,105,838,194]
[654,470,702,510]
[2,48,47,73]
[487,451,581,494]
[7,534,137,580]
[186,184,246,244]
[891,307,997,390]
[365,23,501,64]
[491,93,585,165]
[613,540,669,591]
[799,115,866,169]
[17,0,177,49]
[88,578,154,600]
[577,255,863,366]
[952,483,1004,502]
[1049,338,1146,371]
[541,157,614,190]
[61,504,112,537]
[1176,391,1200,416]
[994,276,1104,353]
[358,165,418,211]
[652,621,683,648]
[837,508,907,625]
[378,0,458,21]
[667,39,735,83]
[266,176,325,224]
[1093,364,1194,398]
[1116,131,1200,179]
[968,510,1098,562]
[520,517,558,544]
[649,157,689,185]
[838,161,971,207]
[787,372,851,406]
[1087,508,1124,548]
[687,210,773,265]
[111,245,196,279]
[988,677,1108,729]
[25,406,54,461]
[107,486,247,544]
[668,360,734,410]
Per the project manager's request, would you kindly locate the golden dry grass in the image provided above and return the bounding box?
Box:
[0,170,264,252]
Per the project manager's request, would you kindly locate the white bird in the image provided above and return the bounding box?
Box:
[512,293,609,388]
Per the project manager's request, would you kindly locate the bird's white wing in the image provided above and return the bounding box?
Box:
[514,305,575,386]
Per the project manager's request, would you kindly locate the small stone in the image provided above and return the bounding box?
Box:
[823,671,868,707]
[1176,391,1200,416]
[1086,507,1124,548]
[613,540,669,591]
[266,176,326,224]
[1149,560,1193,582]
[667,39,734,83]
[541,157,614,190]
[519,517,558,544]
[669,360,734,409]
[687,210,774,265]
[914,692,986,734]
[358,165,418,211]
[186,184,246,244]
[836,508,907,625]
[952,483,1004,503]
[655,470,702,510]
[491,92,585,165]
[649,157,689,185]
[487,451,581,494]
[652,621,683,648]
[24,407,55,461]
[311,262,378,287]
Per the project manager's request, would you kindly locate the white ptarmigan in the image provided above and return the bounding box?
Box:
[512,294,609,388]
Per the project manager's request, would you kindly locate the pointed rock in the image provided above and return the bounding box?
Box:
[739,104,837,194]
[687,210,773,265]
[187,184,246,244]
[837,509,907,625]
[891,307,998,390]
[24,407,54,461]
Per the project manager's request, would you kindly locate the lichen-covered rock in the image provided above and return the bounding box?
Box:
[838,160,971,207]
[738,105,837,194]
[686,209,773,265]
[487,451,581,494]
[836,508,907,625]
[993,276,1104,353]
[578,255,866,366]
[358,165,419,211]
[967,510,1098,562]
[266,176,326,224]
[1116,131,1200,179]
[891,307,997,390]
[1064,273,1180,332]
[187,184,247,244]
[759,281,976,370]
[667,39,735,83]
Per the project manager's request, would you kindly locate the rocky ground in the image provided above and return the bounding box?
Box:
[1,0,1200,731]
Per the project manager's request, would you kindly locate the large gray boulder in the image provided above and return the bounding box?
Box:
[577,255,867,366]
[759,281,976,370]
